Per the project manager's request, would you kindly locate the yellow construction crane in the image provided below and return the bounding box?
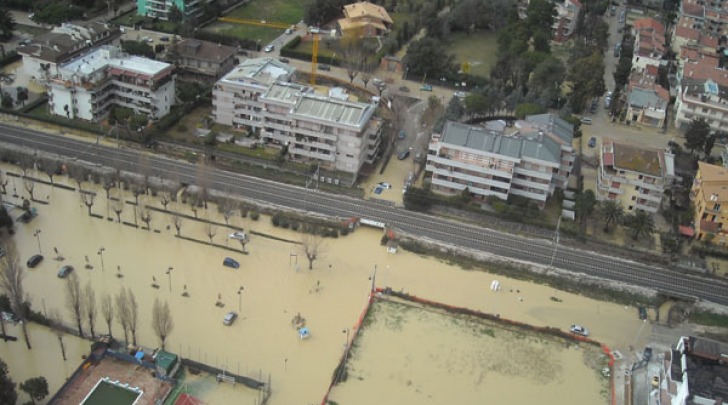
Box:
[310,34,319,86]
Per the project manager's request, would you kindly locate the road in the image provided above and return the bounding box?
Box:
[1,123,728,306]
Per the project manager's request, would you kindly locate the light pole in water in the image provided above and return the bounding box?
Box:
[33,229,42,254]
[166,267,173,292]
[237,286,244,312]
[97,247,105,272]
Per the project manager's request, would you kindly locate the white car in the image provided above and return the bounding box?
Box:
[228,231,247,240]
[223,311,238,326]
[377,182,392,189]
[569,324,589,337]
[264,45,274,52]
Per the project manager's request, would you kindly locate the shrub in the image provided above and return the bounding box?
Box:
[250,210,260,221]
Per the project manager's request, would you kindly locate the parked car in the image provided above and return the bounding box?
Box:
[420,84,433,92]
[638,306,648,320]
[588,137,597,148]
[377,182,392,189]
[398,86,410,93]
[57,265,74,278]
[580,117,592,125]
[569,324,589,337]
[263,45,274,52]
[285,28,292,35]
[27,254,43,268]
[605,97,612,109]
[398,150,410,160]
[228,231,247,241]
[398,130,406,139]
[454,91,466,99]
[279,57,290,63]
[318,64,331,71]
[223,257,240,269]
[160,36,170,42]
[223,311,238,325]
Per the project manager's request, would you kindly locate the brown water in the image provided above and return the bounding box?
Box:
[2,166,648,404]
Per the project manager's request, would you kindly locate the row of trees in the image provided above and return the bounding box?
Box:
[574,190,656,240]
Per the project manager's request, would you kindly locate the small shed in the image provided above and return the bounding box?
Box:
[155,350,179,377]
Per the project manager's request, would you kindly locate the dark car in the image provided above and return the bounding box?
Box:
[27,254,43,268]
[57,265,74,278]
[160,36,170,42]
[398,150,410,160]
[588,137,597,148]
[638,306,648,320]
[318,64,331,71]
[223,257,240,269]
[279,57,290,63]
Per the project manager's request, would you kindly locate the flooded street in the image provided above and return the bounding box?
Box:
[1,164,649,404]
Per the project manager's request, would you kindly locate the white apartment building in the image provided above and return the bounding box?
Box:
[596,138,673,213]
[425,115,576,208]
[212,58,382,183]
[674,77,728,133]
[47,46,175,122]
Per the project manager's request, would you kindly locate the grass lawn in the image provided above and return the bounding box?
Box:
[203,21,283,44]
[445,30,498,78]
[227,0,304,24]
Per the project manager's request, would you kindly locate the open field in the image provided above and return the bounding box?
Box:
[445,31,499,78]
[0,157,649,404]
[329,298,609,404]
[204,0,303,43]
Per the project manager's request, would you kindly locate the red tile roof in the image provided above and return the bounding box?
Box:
[674,25,700,41]
[700,219,720,233]
[603,152,614,166]
[633,17,665,36]
[679,225,695,237]
[683,59,728,87]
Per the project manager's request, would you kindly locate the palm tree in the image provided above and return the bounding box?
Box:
[598,200,624,232]
[627,210,656,241]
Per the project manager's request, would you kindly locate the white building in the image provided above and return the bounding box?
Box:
[425,114,576,208]
[212,58,383,183]
[48,46,175,122]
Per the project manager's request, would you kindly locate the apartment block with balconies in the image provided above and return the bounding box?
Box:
[212,58,381,184]
[47,46,175,122]
[690,162,728,244]
[137,0,204,21]
[597,138,674,213]
[425,115,575,208]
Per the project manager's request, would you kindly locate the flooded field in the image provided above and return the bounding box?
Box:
[0,164,649,404]
[329,299,609,404]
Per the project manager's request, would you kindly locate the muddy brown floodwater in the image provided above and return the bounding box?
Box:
[1,165,649,404]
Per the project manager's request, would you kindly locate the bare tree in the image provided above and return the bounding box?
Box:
[83,283,97,339]
[43,161,60,185]
[0,245,31,349]
[132,183,145,206]
[171,213,183,236]
[138,203,152,230]
[112,189,124,223]
[205,223,216,244]
[69,165,86,192]
[152,298,174,351]
[47,309,67,361]
[138,153,151,195]
[65,272,85,337]
[100,293,114,338]
[81,192,95,216]
[22,176,35,201]
[127,288,139,346]
[101,172,115,199]
[159,191,171,211]
[0,170,7,194]
[301,229,325,270]
[115,289,130,344]
[360,65,372,88]
[219,199,235,225]
[195,158,211,209]
[238,236,249,253]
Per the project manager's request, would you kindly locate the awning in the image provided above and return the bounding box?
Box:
[678,225,694,237]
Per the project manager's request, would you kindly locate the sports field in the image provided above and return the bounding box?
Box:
[81,380,140,405]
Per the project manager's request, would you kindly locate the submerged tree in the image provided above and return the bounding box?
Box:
[301,228,325,270]
[0,245,31,349]
[20,376,48,404]
[47,309,67,361]
[100,293,114,338]
[84,283,97,339]
[65,272,85,338]
[152,298,174,351]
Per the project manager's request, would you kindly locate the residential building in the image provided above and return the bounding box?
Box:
[172,39,237,78]
[625,86,669,128]
[671,17,719,56]
[137,0,204,21]
[551,0,581,43]
[631,17,666,72]
[47,46,175,122]
[679,0,728,39]
[17,22,121,81]
[690,162,728,243]
[212,58,383,184]
[338,1,393,37]
[674,76,728,133]
[596,138,673,213]
[425,114,576,208]
[663,336,728,404]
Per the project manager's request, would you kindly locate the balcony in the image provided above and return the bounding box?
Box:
[509,187,548,202]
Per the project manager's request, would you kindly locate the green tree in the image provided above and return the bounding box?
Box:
[463,93,492,117]
[598,200,624,232]
[121,40,155,59]
[403,37,456,80]
[0,358,17,405]
[15,87,28,107]
[167,4,184,23]
[19,377,47,404]
[404,186,435,212]
[705,134,717,157]
[626,210,655,241]
[568,52,606,113]
[1,92,12,109]
[684,118,710,154]
[514,103,546,119]
[445,97,464,121]
[574,189,597,224]
[0,205,13,234]
[0,9,16,41]
[526,0,557,36]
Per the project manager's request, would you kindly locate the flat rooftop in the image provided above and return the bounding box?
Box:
[221,57,295,87]
[59,46,171,77]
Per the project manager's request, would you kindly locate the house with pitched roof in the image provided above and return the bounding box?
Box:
[173,39,237,78]
[211,58,383,184]
[338,1,393,37]
[425,114,575,208]
[625,86,670,128]
[631,17,666,72]
[597,138,674,213]
[690,162,728,244]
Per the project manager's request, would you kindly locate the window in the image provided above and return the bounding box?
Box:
[714,204,721,211]
[632,196,637,201]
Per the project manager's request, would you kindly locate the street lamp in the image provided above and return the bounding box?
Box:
[97,247,105,272]
[237,286,244,312]
[33,229,42,254]
[166,267,173,292]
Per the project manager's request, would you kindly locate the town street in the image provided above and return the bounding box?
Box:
[0,123,727,305]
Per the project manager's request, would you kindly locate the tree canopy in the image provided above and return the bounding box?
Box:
[0,9,15,41]
[684,118,711,154]
[0,359,17,405]
[403,37,456,80]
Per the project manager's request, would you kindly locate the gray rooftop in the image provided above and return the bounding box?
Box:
[628,87,668,109]
[525,113,574,145]
[264,82,310,105]
[220,57,295,87]
[292,95,375,128]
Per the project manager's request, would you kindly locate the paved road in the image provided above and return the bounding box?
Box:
[2,123,728,305]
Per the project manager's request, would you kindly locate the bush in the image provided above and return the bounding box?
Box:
[271,213,281,227]
[250,210,260,221]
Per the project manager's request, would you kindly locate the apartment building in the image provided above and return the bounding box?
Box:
[212,58,382,184]
[680,0,728,39]
[690,162,728,244]
[17,22,121,81]
[425,114,575,208]
[631,17,666,72]
[47,46,175,122]
[596,138,673,213]
[137,0,204,21]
